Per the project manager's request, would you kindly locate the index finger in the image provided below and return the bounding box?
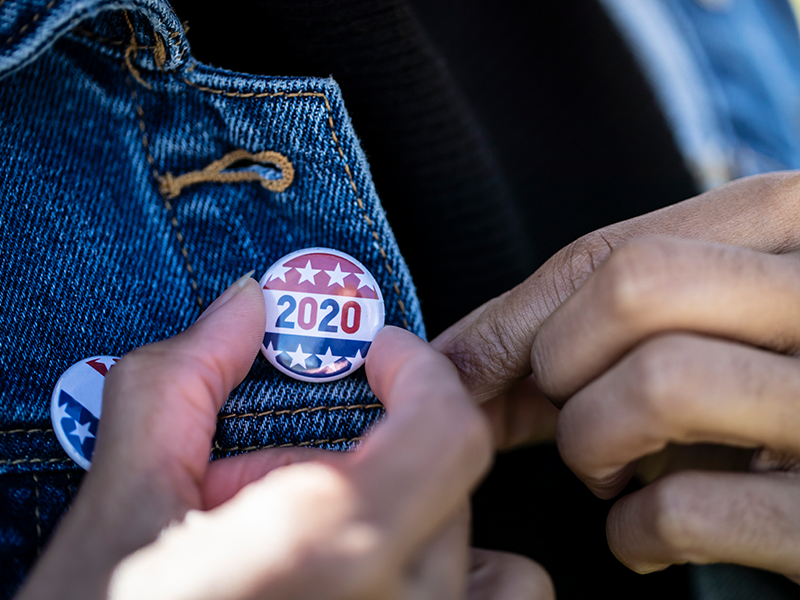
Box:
[357,327,492,550]
[432,171,800,403]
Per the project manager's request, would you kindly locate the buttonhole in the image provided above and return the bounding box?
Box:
[224,159,283,181]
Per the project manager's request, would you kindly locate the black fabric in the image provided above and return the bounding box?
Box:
[409,0,699,261]
[170,1,699,598]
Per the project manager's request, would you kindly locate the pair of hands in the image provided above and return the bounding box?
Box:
[19,277,551,599]
[434,171,800,582]
[20,170,800,598]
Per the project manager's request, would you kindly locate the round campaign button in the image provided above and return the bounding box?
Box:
[260,248,385,382]
[50,356,119,470]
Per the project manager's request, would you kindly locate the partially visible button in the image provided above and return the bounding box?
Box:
[50,356,119,469]
[260,248,385,383]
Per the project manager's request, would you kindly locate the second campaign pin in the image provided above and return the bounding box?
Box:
[260,248,385,382]
[50,355,119,470]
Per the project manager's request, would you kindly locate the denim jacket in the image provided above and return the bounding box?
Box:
[0,0,425,593]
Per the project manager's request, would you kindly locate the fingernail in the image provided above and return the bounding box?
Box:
[196,270,256,323]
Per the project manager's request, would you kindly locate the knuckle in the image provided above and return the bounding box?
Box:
[475,304,528,378]
[626,472,800,570]
[626,335,692,424]
[646,474,710,563]
[749,172,800,236]
[597,238,680,327]
[477,295,530,368]
[538,230,619,312]
[561,230,619,292]
[438,292,533,396]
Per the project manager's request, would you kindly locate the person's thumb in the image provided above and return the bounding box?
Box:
[19,275,266,598]
[430,235,610,405]
[87,273,266,517]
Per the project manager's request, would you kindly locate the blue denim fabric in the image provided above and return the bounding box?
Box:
[600,0,800,190]
[0,0,424,593]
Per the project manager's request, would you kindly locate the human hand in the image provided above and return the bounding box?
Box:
[433,171,800,580]
[18,276,553,600]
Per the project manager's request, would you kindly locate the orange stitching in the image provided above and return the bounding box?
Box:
[3,0,55,46]
[181,77,410,328]
[123,11,152,90]
[32,474,41,555]
[75,27,167,71]
[0,427,53,436]
[0,457,70,466]
[152,33,167,70]
[160,149,295,199]
[218,403,383,421]
[215,436,365,455]
[124,56,205,309]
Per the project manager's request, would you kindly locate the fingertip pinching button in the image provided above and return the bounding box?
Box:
[50,356,119,469]
[260,248,385,382]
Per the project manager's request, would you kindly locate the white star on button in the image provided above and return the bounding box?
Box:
[268,263,292,283]
[316,347,344,369]
[92,356,117,370]
[70,419,95,445]
[286,344,313,368]
[263,340,284,363]
[295,260,320,285]
[355,272,374,292]
[325,263,350,288]
[349,349,365,365]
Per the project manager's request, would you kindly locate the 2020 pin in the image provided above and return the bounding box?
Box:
[260,248,385,382]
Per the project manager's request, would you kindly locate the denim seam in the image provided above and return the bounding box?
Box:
[217,403,383,421]
[121,10,153,89]
[179,76,411,329]
[2,0,57,47]
[0,427,53,435]
[0,457,70,466]
[32,474,42,555]
[124,62,206,310]
[73,22,174,68]
[214,436,364,455]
